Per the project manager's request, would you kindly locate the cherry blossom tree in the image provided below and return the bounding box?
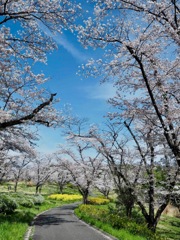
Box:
[0,151,11,183]
[0,125,38,154]
[56,119,104,204]
[0,0,80,153]
[57,143,103,204]
[78,0,180,167]
[62,115,179,231]
[9,154,32,192]
[30,153,56,194]
[51,167,70,194]
[94,166,114,199]
[83,122,179,232]
[0,0,80,63]
[0,124,38,186]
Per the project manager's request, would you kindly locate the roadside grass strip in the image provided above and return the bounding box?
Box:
[0,195,64,240]
[74,204,166,240]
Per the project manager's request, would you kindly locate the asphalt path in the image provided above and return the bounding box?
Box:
[32,203,115,240]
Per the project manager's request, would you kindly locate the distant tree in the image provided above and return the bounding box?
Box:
[0,152,11,183]
[30,154,56,194]
[57,143,103,204]
[86,123,138,218]
[52,168,70,194]
[56,119,103,204]
[94,167,114,199]
[0,127,38,187]
[9,154,32,192]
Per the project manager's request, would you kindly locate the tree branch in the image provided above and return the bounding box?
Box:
[0,93,57,129]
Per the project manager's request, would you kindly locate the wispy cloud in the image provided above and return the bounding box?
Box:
[84,82,116,100]
[39,22,87,62]
[52,34,87,62]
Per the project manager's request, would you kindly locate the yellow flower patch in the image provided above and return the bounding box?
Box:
[88,197,110,205]
[48,194,82,201]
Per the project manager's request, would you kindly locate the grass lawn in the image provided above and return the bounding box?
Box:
[0,181,78,195]
[0,197,64,240]
[157,215,180,240]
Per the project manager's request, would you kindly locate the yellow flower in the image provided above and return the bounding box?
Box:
[48,194,82,201]
[88,197,110,205]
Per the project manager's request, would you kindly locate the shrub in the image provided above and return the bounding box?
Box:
[0,194,18,214]
[11,192,44,206]
[19,198,34,208]
[10,193,33,208]
[33,194,45,205]
[106,214,127,229]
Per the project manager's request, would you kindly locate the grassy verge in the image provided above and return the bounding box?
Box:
[75,207,146,240]
[75,203,180,240]
[74,204,167,240]
[0,198,64,240]
[0,192,82,240]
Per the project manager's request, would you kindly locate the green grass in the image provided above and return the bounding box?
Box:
[0,181,62,195]
[0,181,80,240]
[75,203,180,240]
[157,215,180,240]
[1,182,179,240]
[74,204,171,240]
[75,207,147,240]
[0,210,35,240]
[0,197,64,240]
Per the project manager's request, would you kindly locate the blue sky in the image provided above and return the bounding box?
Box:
[36,28,116,153]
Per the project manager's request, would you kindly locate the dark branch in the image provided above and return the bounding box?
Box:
[0,93,57,129]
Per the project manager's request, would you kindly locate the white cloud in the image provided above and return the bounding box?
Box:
[84,82,116,100]
[39,22,87,62]
[52,34,87,62]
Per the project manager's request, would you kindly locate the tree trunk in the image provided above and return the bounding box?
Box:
[39,185,42,194]
[148,145,155,230]
[82,189,89,204]
[59,184,63,194]
[147,220,158,233]
[126,205,133,218]
[105,190,110,199]
[137,199,169,233]
[14,180,18,192]
[36,184,43,194]
[35,185,39,194]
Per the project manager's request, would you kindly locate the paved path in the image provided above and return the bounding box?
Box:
[32,203,115,240]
